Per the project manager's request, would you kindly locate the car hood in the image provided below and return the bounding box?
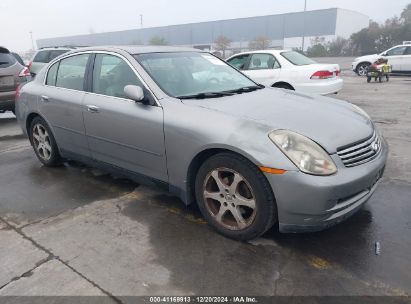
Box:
[182,88,374,154]
[354,54,380,62]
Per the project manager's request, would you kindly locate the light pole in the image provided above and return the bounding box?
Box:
[140,14,143,28]
[29,31,35,50]
[301,0,307,52]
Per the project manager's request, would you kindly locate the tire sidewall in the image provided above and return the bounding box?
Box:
[29,117,62,166]
[195,153,277,241]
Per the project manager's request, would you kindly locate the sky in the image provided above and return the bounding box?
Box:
[1,0,410,51]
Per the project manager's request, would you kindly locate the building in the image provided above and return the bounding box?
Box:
[37,8,369,54]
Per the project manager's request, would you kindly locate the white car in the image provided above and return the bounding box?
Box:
[352,43,411,76]
[226,50,343,95]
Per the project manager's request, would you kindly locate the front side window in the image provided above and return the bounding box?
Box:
[248,54,280,70]
[33,51,50,63]
[227,54,249,70]
[386,46,407,56]
[55,54,90,91]
[92,54,141,98]
[46,61,59,86]
[135,52,256,98]
[281,51,316,66]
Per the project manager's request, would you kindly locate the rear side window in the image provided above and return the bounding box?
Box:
[12,53,24,66]
[46,62,59,86]
[49,50,68,61]
[0,53,17,68]
[248,54,280,70]
[55,54,90,91]
[33,51,50,63]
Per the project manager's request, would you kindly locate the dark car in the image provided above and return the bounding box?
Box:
[0,47,31,114]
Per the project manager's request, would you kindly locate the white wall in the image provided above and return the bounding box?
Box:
[283,35,337,51]
[335,8,369,39]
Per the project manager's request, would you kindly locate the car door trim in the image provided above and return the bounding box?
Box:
[43,50,160,107]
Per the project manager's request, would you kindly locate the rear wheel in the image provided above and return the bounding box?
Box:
[29,117,62,166]
[356,63,370,76]
[195,153,277,241]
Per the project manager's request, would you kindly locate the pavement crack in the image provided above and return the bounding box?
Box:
[0,255,52,291]
[0,216,123,303]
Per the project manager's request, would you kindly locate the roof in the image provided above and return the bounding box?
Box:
[66,45,202,55]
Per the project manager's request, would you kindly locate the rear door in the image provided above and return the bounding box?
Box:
[242,53,281,86]
[39,53,91,157]
[82,53,167,181]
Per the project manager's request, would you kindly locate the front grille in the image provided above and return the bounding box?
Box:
[337,131,381,167]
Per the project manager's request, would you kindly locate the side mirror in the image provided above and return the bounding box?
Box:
[381,52,387,56]
[124,85,144,102]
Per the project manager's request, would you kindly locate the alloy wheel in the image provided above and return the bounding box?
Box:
[32,123,52,161]
[358,64,369,76]
[203,168,257,230]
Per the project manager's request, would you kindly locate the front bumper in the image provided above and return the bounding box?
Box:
[294,78,343,95]
[265,137,388,233]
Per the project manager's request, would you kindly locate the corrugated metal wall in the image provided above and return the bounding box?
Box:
[37,8,338,48]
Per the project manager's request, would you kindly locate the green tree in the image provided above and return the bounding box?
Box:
[401,3,411,23]
[149,36,168,46]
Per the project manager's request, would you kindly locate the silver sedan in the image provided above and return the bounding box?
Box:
[16,46,388,240]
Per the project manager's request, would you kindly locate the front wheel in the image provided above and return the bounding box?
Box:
[29,116,63,166]
[195,153,277,241]
[356,63,370,76]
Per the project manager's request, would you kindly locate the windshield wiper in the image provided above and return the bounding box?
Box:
[177,91,234,99]
[222,85,264,95]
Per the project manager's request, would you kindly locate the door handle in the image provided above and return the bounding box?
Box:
[86,105,99,113]
[41,95,49,102]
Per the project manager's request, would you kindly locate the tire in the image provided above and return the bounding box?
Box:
[29,116,63,166]
[273,83,293,90]
[356,63,370,76]
[195,152,277,241]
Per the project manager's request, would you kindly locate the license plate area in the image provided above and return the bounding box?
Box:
[0,76,14,87]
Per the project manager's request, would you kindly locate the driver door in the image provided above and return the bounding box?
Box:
[82,53,167,182]
[383,46,408,72]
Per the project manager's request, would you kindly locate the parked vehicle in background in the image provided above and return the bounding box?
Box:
[352,42,411,76]
[0,47,31,114]
[28,47,75,77]
[226,50,343,95]
[16,46,387,240]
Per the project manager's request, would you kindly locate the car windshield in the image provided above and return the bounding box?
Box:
[281,51,316,66]
[134,52,258,98]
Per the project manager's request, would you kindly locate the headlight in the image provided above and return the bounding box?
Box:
[351,104,370,119]
[269,130,337,176]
